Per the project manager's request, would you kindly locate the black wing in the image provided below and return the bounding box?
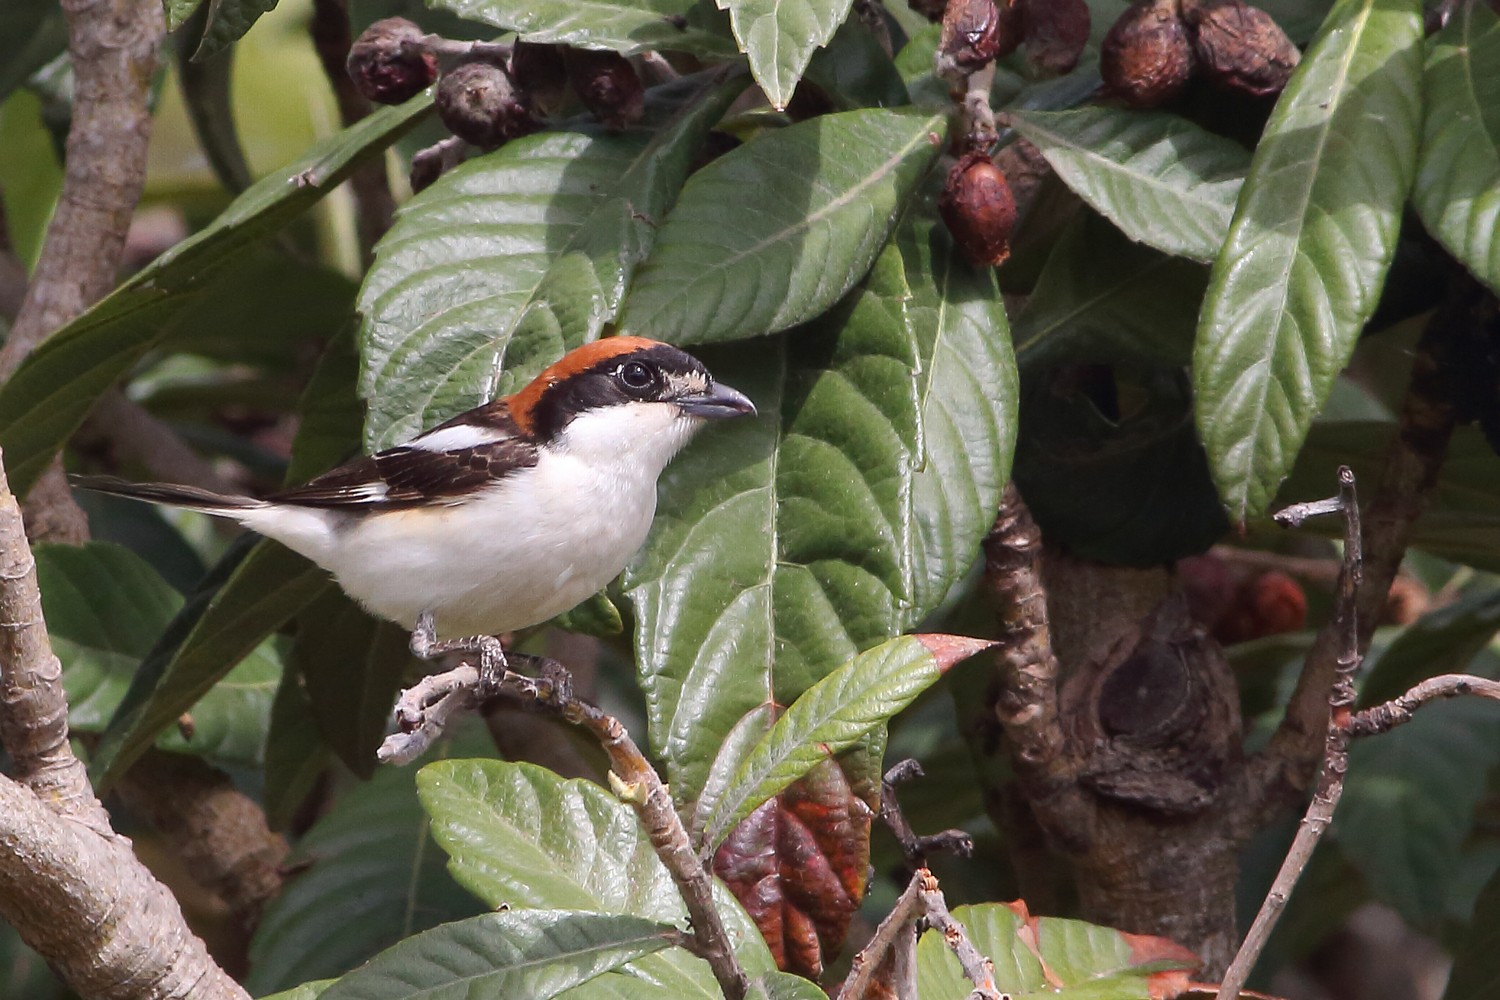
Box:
[269,403,539,511]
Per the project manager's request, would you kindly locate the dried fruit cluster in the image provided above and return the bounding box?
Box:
[1100,0,1300,108]
[932,0,1091,78]
[347,18,646,186]
[1179,554,1307,645]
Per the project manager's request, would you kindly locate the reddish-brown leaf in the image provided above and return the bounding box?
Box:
[913,633,998,673]
[714,758,875,978]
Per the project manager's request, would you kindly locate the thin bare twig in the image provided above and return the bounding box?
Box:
[879,759,974,864]
[1217,469,1361,1000]
[917,868,1004,1000]
[839,873,925,1000]
[1348,673,1500,736]
[380,652,751,1000]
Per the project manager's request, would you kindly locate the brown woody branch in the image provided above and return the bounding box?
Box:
[379,653,751,1000]
[0,449,247,1000]
[917,869,1004,1000]
[1348,673,1500,737]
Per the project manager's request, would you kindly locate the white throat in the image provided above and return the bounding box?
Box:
[551,402,707,477]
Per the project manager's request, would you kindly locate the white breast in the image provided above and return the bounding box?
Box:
[304,402,706,638]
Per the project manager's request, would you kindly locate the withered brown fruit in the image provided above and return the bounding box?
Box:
[1183,0,1299,97]
[346,17,438,105]
[939,0,1023,71]
[938,151,1017,267]
[564,48,645,130]
[1100,0,1196,107]
[434,61,538,149]
[1021,0,1091,76]
[509,41,570,117]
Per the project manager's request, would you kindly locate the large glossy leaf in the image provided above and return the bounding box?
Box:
[0,100,428,496]
[624,248,920,825]
[1192,0,1424,522]
[1445,865,1500,1000]
[1413,1,1500,296]
[264,666,331,831]
[417,759,775,993]
[195,0,280,60]
[36,542,279,768]
[359,77,739,448]
[913,902,1198,998]
[259,983,333,1000]
[294,589,415,778]
[427,0,737,57]
[246,724,492,994]
[618,107,946,345]
[1008,106,1249,263]
[719,0,853,110]
[90,540,332,789]
[702,634,991,849]
[900,221,1017,615]
[317,911,674,1000]
[1338,689,1500,928]
[1012,211,1208,371]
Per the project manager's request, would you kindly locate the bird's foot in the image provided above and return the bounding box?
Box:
[380,612,509,765]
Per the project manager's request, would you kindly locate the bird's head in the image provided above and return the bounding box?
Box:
[507,337,756,469]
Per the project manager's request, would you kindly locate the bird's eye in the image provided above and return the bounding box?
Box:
[617,361,655,391]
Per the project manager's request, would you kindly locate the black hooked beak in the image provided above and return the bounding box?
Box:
[677,381,757,419]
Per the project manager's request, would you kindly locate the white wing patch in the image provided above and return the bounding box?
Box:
[408,423,508,453]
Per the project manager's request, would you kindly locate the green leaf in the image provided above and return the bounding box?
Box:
[294,588,415,779]
[1413,1,1500,296]
[37,541,279,767]
[618,107,946,345]
[318,910,675,1000]
[1013,209,1208,371]
[1445,864,1500,1000]
[90,539,332,789]
[1360,589,1500,706]
[701,633,990,848]
[913,902,1198,998]
[900,220,1017,615]
[624,250,921,823]
[0,100,428,497]
[91,326,364,788]
[719,0,852,109]
[259,982,334,1000]
[427,0,737,57]
[803,16,910,110]
[175,4,253,191]
[1009,106,1249,263]
[1338,692,1500,928]
[1192,0,1424,521]
[359,76,739,448]
[551,590,625,637]
[195,0,280,61]
[264,666,331,831]
[246,724,492,994]
[417,759,775,987]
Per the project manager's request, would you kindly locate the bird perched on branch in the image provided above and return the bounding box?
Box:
[76,336,755,680]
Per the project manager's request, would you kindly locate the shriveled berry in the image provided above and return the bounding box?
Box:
[510,41,570,117]
[1021,0,1091,76]
[1101,0,1196,107]
[347,17,438,105]
[564,48,645,130]
[938,151,1017,267]
[939,0,1020,72]
[1183,0,1299,97]
[435,61,537,149]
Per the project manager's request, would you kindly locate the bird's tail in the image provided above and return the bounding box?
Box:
[71,475,266,514]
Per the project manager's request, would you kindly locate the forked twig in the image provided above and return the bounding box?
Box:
[1217,469,1361,1000]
